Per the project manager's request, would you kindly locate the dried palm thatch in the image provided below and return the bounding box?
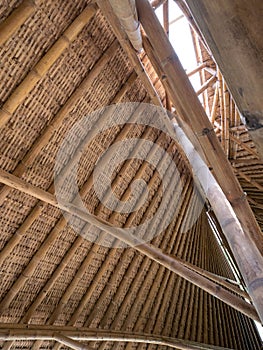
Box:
[0,1,262,350]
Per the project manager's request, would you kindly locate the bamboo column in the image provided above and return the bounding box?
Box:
[0,0,35,46]
[0,3,98,129]
[0,168,259,322]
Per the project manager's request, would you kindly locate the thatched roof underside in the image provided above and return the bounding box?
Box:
[0,1,262,350]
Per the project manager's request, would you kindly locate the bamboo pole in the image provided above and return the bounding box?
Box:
[136,0,263,301]
[210,83,219,124]
[0,84,142,325]
[108,0,142,52]
[0,41,131,269]
[0,3,98,129]
[0,168,259,321]
[196,74,217,97]
[0,325,235,350]
[173,123,263,323]
[0,0,35,46]
[186,62,207,78]
[0,39,120,206]
[229,134,259,158]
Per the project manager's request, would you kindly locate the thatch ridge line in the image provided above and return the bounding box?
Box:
[0,3,98,129]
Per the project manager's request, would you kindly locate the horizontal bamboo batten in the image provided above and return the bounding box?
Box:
[0,3,98,129]
[0,0,35,46]
[0,168,259,322]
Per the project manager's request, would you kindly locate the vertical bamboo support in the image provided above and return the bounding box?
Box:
[0,0,35,46]
[210,83,219,124]
[223,79,230,158]
[0,3,98,128]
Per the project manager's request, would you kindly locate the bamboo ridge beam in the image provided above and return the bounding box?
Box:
[0,324,235,350]
[0,0,35,46]
[0,3,98,129]
[0,169,259,322]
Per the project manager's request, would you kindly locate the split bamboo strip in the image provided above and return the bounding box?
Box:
[0,325,235,350]
[236,171,263,192]
[173,124,263,323]
[0,0,35,46]
[0,39,121,206]
[0,3,98,129]
[0,169,259,321]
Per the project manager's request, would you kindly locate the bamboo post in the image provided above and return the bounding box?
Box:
[0,3,98,129]
[210,83,219,124]
[0,168,259,322]
[0,0,35,46]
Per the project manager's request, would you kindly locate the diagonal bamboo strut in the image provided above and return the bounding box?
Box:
[0,0,35,46]
[0,324,235,350]
[0,76,141,316]
[0,3,98,129]
[0,168,259,322]
[229,134,259,158]
[22,114,165,324]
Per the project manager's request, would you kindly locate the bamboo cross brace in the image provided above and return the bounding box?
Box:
[0,3,98,129]
[0,168,259,322]
[0,0,35,46]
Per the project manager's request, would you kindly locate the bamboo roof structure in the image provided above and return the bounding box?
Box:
[0,0,262,349]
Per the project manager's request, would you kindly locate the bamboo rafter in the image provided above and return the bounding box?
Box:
[0,3,98,129]
[0,0,35,46]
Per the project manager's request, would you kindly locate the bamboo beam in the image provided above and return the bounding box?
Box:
[151,0,167,10]
[173,123,263,323]
[184,0,263,159]
[136,0,263,264]
[186,62,207,78]
[0,77,141,318]
[0,168,259,322]
[0,0,35,46]
[196,74,217,97]
[0,39,123,206]
[96,0,162,106]
[0,3,98,129]
[0,325,235,350]
[0,43,132,270]
[108,0,142,51]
